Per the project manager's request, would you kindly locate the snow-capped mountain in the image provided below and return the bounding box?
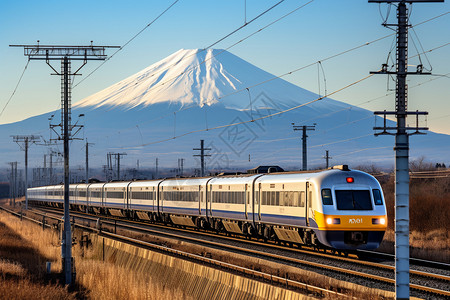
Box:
[1,49,449,174]
[75,49,341,111]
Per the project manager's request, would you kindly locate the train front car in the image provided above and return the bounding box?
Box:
[312,166,387,250]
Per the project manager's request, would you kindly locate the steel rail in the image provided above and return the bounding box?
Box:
[26,206,450,283]
[357,249,450,271]
[72,210,450,279]
[18,205,450,297]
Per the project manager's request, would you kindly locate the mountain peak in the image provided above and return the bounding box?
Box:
[76,49,241,109]
[74,48,320,111]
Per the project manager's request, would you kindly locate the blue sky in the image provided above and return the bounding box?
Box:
[1,0,449,134]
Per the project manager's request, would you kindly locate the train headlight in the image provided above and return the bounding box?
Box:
[372,218,386,225]
[326,217,340,225]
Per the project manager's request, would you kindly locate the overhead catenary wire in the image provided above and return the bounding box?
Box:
[0,60,30,120]
[126,72,377,148]
[135,0,314,100]
[71,0,295,126]
[252,67,450,146]
[205,0,286,49]
[81,11,448,140]
[307,146,392,163]
[73,0,181,89]
[97,38,449,152]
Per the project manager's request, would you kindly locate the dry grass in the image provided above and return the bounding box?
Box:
[380,176,450,262]
[0,213,75,300]
[113,230,394,300]
[0,211,195,299]
[75,259,191,300]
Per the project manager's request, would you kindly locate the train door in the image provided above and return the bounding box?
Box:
[152,187,155,212]
[126,183,132,211]
[305,182,310,226]
[198,185,201,214]
[244,184,248,219]
[245,184,254,221]
[208,184,213,217]
[159,186,163,214]
[258,183,262,221]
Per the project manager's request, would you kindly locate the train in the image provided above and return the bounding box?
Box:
[27,165,387,250]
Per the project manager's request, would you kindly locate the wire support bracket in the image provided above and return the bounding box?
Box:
[373,110,428,136]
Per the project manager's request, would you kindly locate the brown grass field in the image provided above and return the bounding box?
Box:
[0,213,75,299]
[378,175,449,262]
[0,212,200,299]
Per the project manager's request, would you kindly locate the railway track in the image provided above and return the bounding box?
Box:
[3,205,450,298]
[0,205,352,299]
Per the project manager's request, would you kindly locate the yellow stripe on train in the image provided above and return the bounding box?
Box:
[314,211,387,231]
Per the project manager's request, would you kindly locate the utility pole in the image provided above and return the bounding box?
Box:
[85,140,94,184]
[8,164,12,205]
[193,140,211,177]
[8,162,18,207]
[368,1,441,298]
[292,124,316,171]
[11,135,40,209]
[178,158,185,176]
[14,163,18,204]
[107,152,127,180]
[11,42,118,286]
[155,158,159,179]
[323,150,332,169]
[48,150,61,185]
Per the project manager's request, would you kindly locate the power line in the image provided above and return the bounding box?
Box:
[0,60,30,120]
[129,72,376,148]
[206,0,286,49]
[71,1,294,126]
[73,0,181,89]
[89,16,448,143]
[120,0,302,104]
[310,134,373,149]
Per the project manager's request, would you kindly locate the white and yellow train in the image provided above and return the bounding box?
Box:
[28,165,387,250]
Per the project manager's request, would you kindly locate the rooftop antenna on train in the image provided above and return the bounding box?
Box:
[368,1,442,298]
[10,42,119,286]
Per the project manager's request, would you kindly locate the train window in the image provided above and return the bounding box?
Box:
[335,190,372,210]
[299,192,305,207]
[308,191,312,208]
[108,191,124,199]
[91,191,101,198]
[132,191,153,200]
[372,189,383,205]
[321,189,333,205]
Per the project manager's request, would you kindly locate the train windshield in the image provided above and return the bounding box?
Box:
[335,190,372,210]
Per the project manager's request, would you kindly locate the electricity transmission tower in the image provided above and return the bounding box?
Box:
[11,135,40,210]
[10,42,118,286]
[292,123,316,171]
[368,1,442,298]
[193,140,211,177]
